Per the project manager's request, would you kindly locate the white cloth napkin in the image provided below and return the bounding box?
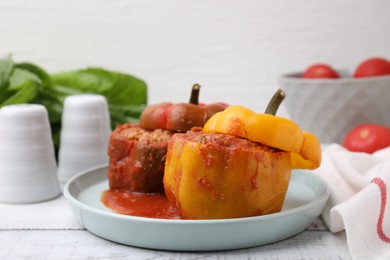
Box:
[316,144,390,260]
[0,195,82,230]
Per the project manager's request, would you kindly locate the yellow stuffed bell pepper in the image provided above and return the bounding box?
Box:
[163,128,291,219]
[163,89,322,219]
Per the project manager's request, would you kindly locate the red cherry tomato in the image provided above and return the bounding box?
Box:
[354,57,390,78]
[302,64,340,79]
[343,124,390,153]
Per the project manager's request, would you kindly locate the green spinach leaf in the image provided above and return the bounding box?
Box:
[52,67,148,128]
[0,57,14,101]
[52,68,147,105]
[0,57,148,155]
[0,79,39,107]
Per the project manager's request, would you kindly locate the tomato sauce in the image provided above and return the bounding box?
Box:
[101,190,182,219]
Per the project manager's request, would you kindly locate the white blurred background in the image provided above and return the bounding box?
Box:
[1,0,390,117]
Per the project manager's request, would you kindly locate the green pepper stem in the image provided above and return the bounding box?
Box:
[265,89,286,115]
[189,83,201,105]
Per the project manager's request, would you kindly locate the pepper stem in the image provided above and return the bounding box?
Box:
[189,83,201,105]
[265,89,286,115]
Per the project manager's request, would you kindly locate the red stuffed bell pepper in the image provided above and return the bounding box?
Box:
[107,84,228,193]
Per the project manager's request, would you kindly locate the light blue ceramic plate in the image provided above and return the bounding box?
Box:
[63,165,329,251]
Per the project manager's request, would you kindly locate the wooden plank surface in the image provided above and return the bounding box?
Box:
[0,230,352,260]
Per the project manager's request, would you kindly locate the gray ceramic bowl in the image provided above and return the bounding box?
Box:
[279,74,390,144]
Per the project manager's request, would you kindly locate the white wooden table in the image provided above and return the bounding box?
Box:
[0,220,352,260]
